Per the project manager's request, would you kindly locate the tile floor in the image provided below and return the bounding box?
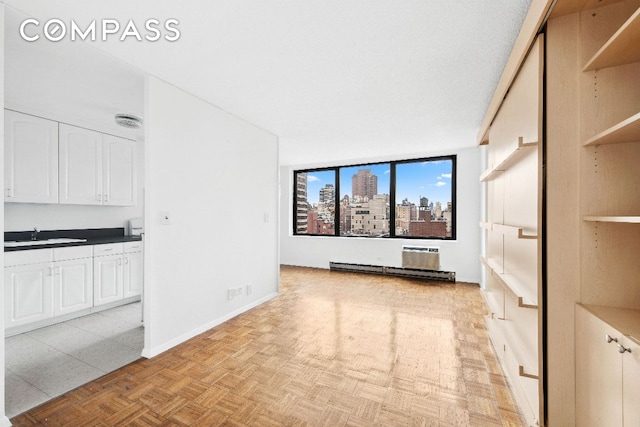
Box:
[5,302,143,418]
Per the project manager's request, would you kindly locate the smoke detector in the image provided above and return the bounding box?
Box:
[115,113,143,129]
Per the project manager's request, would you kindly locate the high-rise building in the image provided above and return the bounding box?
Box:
[319,184,335,205]
[296,173,308,233]
[352,169,377,201]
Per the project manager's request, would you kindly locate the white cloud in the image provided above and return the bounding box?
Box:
[435,182,446,187]
[307,175,320,182]
[384,169,390,175]
[440,173,452,179]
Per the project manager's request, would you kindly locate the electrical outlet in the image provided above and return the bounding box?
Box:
[228,287,243,300]
[246,284,253,295]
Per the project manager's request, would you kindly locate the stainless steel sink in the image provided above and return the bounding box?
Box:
[4,238,87,247]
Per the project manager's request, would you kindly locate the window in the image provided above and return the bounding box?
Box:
[294,169,336,235]
[293,155,456,239]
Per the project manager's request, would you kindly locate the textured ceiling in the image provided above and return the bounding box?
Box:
[4,0,532,165]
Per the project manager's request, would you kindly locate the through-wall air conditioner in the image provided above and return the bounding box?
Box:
[402,246,440,271]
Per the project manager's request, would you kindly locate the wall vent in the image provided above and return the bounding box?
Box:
[330,262,455,283]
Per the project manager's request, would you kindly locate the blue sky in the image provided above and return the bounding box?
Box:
[304,159,452,206]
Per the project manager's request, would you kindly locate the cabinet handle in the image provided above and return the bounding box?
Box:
[104,194,109,203]
[5,188,12,198]
[48,266,54,276]
[606,334,618,344]
[97,194,102,202]
[124,257,129,264]
[617,344,631,354]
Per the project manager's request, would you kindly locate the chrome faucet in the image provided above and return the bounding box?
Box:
[31,227,39,241]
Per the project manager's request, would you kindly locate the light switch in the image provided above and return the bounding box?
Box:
[159,211,171,225]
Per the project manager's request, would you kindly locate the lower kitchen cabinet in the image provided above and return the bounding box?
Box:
[4,262,53,328]
[576,304,640,427]
[93,244,124,306]
[53,256,93,316]
[123,242,143,298]
[4,241,142,333]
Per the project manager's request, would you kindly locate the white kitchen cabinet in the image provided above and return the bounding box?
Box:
[93,243,124,306]
[4,110,59,204]
[59,124,136,206]
[58,124,103,205]
[4,262,53,328]
[103,135,137,206]
[4,249,54,329]
[52,246,93,316]
[123,242,143,298]
[576,304,640,427]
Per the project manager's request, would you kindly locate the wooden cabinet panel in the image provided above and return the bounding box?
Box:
[576,305,623,427]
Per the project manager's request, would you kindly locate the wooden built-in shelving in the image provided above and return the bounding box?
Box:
[583,112,640,146]
[492,223,538,239]
[583,6,640,71]
[480,137,538,182]
[583,215,640,223]
[486,313,539,379]
[479,221,538,238]
[579,304,640,345]
[480,256,538,309]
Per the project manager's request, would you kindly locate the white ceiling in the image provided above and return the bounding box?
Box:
[4,0,532,165]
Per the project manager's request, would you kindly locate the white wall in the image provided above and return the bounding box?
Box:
[143,77,279,357]
[280,147,482,283]
[0,3,9,425]
[4,138,144,232]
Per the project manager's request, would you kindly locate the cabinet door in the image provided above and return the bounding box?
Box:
[4,263,53,327]
[623,337,640,427]
[58,124,103,205]
[93,255,124,306]
[4,110,58,203]
[576,306,623,427]
[103,136,136,206]
[53,258,93,316]
[123,251,143,298]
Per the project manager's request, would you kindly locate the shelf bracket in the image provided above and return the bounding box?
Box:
[518,365,539,380]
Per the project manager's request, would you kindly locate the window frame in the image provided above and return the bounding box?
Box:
[293,155,456,240]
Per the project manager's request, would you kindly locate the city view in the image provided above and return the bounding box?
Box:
[295,158,454,238]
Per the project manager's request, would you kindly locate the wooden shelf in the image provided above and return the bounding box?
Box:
[583,112,640,146]
[579,304,640,345]
[486,315,539,379]
[480,256,538,308]
[583,6,640,71]
[583,216,640,223]
[492,223,538,239]
[550,0,627,19]
[480,137,538,182]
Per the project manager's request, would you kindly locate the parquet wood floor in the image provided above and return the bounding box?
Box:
[11,266,526,426]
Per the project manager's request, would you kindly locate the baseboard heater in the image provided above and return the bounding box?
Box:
[329,262,456,283]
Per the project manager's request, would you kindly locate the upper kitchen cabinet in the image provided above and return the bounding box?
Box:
[59,124,137,206]
[4,110,59,204]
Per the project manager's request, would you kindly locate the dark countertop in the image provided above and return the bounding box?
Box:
[4,227,142,252]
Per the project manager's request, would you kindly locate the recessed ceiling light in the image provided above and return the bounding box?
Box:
[115,113,143,129]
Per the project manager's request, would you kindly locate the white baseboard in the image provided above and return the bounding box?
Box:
[141,292,278,359]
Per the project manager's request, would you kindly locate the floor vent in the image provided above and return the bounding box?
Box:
[330,262,455,283]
